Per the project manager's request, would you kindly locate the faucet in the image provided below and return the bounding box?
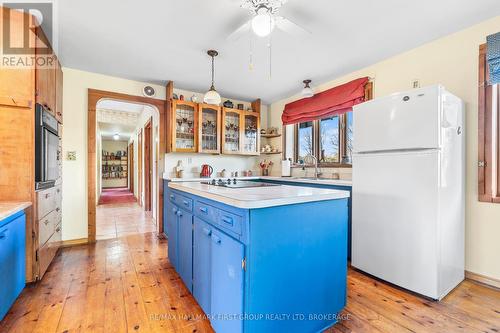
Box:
[304,154,322,179]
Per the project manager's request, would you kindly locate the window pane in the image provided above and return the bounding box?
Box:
[297,121,313,161]
[346,111,353,164]
[319,116,340,163]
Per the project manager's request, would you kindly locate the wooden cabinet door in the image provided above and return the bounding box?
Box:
[177,209,193,292]
[242,112,260,155]
[55,61,63,123]
[193,217,212,315]
[35,27,56,115]
[222,108,243,154]
[210,229,244,333]
[0,7,35,108]
[198,104,221,154]
[171,100,198,152]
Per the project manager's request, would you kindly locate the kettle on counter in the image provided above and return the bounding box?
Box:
[200,164,214,178]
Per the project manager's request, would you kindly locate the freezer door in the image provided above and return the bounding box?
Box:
[353,86,440,152]
[352,150,439,298]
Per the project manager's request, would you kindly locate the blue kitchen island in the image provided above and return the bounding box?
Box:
[164,180,350,333]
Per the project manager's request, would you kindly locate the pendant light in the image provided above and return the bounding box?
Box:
[204,50,222,106]
[301,79,314,98]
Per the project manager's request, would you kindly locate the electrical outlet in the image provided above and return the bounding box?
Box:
[412,79,420,89]
[67,151,76,161]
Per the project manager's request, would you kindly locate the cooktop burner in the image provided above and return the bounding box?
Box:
[201,179,280,188]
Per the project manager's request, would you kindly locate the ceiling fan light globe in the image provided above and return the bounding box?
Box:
[251,11,275,37]
[301,87,314,98]
[113,133,120,141]
[204,89,221,105]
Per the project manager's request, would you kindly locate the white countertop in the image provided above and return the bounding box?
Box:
[168,182,350,209]
[0,202,31,221]
[163,174,352,187]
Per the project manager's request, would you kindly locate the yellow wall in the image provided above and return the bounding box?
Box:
[269,16,500,280]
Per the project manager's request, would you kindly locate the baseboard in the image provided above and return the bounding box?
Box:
[465,270,500,289]
[59,237,89,248]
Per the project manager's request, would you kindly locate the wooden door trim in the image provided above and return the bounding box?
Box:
[138,129,143,207]
[88,89,166,243]
[144,118,152,211]
[128,142,134,197]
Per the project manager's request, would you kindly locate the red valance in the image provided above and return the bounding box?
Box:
[282,77,369,125]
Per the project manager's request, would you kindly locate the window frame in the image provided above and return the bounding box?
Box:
[291,82,373,168]
[478,43,500,203]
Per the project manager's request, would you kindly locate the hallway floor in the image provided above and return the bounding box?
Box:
[96,202,156,240]
[98,187,137,205]
[0,232,499,333]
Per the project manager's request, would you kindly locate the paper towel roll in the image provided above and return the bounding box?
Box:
[281,159,291,177]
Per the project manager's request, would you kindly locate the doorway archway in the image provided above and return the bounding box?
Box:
[88,89,166,243]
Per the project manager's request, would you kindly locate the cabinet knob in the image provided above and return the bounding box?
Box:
[202,227,211,236]
[177,211,183,217]
[211,234,221,244]
[45,193,50,199]
[199,207,208,214]
[0,228,8,240]
[221,216,234,226]
[44,220,49,225]
[182,200,189,206]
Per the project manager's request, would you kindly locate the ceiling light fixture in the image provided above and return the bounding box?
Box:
[301,79,314,98]
[251,6,275,37]
[113,133,120,140]
[203,50,222,106]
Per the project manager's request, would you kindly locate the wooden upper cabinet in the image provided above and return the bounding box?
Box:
[0,7,35,108]
[242,111,260,155]
[170,100,198,152]
[222,108,243,154]
[198,104,221,154]
[35,26,56,115]
[55,60,63,123]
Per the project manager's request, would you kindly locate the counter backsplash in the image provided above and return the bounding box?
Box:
[164,153,261,179]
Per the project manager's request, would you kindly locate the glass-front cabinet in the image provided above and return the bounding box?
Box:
[222,108,242,154]
[242,112,260,155]
[171,100,198,152]
[198,104,221,154]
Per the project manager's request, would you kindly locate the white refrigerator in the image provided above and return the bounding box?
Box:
[351,85,465,300]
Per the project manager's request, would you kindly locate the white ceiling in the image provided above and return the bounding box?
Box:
[97,99,147,114]
[98,122,136,141]
[58,0,500,103]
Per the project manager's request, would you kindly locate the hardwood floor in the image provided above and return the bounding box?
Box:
[0,232,499,333]
[96,202,156,240]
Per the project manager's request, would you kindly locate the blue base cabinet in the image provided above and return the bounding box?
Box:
[258,179,353,259]
[0,211,26,320]
[164,180,348,333]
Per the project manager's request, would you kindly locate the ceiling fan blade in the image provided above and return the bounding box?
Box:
[227,20,252,42]
[275,16,310,37]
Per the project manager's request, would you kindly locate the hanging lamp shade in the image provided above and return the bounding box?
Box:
[204,50,222,105]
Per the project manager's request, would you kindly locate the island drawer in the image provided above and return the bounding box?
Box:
[194,201,218,224]
[169,191,193,212]
[216,210,242,237]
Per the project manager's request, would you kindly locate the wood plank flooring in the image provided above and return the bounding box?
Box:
[1,232,499,333]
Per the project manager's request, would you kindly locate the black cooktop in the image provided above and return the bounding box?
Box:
[201,179,280,188]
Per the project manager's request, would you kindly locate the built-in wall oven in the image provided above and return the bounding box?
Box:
[35,104,60,190]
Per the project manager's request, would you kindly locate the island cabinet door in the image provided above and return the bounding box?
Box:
[193,218,212,315]
[0,212,26,320]
[177,209,193,292]
[210,229,244,333]
[166,203,178,269]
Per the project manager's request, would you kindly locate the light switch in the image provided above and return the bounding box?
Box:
[67,151,76,161]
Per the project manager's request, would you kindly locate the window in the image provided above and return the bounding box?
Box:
[319,116,340,163]
[290,82,372,167]
[297,121,314,161]
[478,44,500,202]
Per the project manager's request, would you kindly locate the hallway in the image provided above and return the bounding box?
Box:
[99,187,137,205]
[96,202,156,240]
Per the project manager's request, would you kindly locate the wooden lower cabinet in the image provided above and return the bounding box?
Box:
[35,185,62,279]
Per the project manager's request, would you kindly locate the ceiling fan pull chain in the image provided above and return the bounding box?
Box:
[249,34,254,71]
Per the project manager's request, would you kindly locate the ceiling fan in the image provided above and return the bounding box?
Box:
[228,0,310,41]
